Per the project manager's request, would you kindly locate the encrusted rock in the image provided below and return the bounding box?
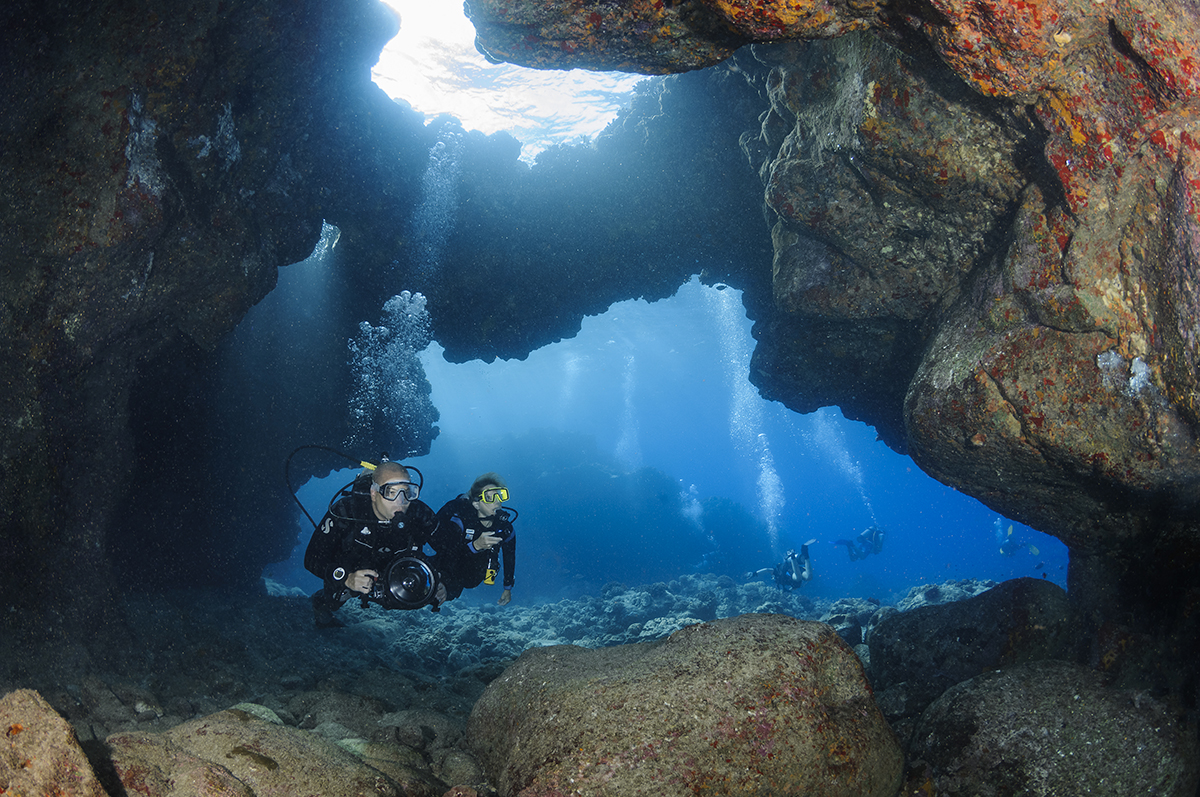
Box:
[746,32,1035,451]
[0,689,106,797]
[467,613,901,796]
[894,579,998,612]
[338,739,450,797]
[108,706,400,797]
[820,596,883,647]
[467,0,884,74]
[432,747,487,793]
[909,660,1200,796]
[379,707,465,752]
[867,577,1072,722]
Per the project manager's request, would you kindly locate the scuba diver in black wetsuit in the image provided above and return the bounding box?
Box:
[834,525,885,562]
[304,461,445,628]
[747,539,816,591]
[430,473,517,605]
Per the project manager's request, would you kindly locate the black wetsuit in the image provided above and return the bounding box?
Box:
[430,494,516,601]
[304,475,439,613]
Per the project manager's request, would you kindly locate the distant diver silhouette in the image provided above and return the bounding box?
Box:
[834,525,885,562]
[747,540,816,590]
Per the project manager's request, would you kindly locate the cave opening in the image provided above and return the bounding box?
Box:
[247,236,1068,605]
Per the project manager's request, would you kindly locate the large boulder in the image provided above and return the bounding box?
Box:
[909,660,1200,796]
[0,689,106,797]
[867,578,1073,722]
[467,613,902,797]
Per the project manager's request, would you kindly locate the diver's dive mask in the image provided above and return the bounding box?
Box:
[373,481,420,501]
[479,487,508,503]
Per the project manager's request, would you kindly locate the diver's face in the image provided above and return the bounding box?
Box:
[472,485,504,518]
[371,471,413,520]
[372,489,409,520]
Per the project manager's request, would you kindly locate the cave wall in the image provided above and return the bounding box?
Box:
[0,0,424,607]
[741,33,1045,452]
[465,0,1200,551]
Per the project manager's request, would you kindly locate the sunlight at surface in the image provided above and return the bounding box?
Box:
[372,0,645,161]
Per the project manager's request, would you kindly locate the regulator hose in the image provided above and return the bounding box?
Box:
[284,445,382,529]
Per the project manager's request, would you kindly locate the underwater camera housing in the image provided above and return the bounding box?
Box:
[363,555,440,610]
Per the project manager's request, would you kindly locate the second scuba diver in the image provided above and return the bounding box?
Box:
[431,473,517,605]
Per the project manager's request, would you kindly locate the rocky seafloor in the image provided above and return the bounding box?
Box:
[0,575,985,791]
[5,574,1195,796]
[263,572,994,675]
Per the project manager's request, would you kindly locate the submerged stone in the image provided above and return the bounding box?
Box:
[467,613,901,796]
[867,577,1073,722]
[0,689,106,797]
[108,707,401,797]
[910,660,1200,796]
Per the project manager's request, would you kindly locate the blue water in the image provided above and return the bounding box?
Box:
[267,271,1068,605]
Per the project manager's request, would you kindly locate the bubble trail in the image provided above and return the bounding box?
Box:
[409,131,462,282]
[346,290,437,455]
[706,282,784,551]
[556,353,581,428]
[679,483,704,531]
[615,354,642,470]
[810,408,878,524]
